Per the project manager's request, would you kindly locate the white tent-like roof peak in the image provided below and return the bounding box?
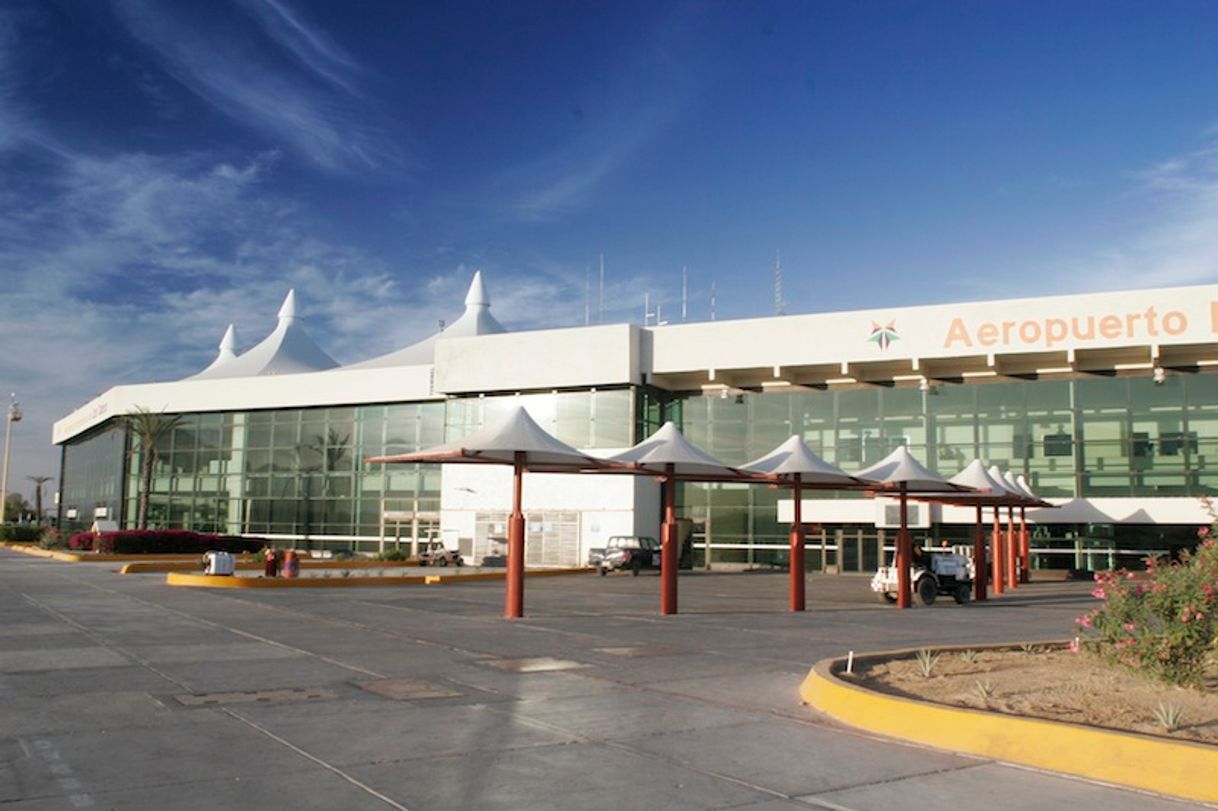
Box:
[187,323,242,379]
[278,289,298,321]
[345,271,507,370]
[465,270,490,308]
[218,324,237,354]
[186,289,337,380]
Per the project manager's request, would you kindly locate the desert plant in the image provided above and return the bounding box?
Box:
[37,529,65,550]
[25,475,52,525]
[959,649,979,664]
[915,648,941,678]
[1152,702,1184,732]
[1018,642,1039,655]
[121,407,186,531]
[974,679,995,700]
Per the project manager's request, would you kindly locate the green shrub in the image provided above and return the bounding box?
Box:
[377,548,410,561]
[1075,534,1218,687]
[0,525,44,543]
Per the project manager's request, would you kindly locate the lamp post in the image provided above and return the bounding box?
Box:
[0,394,23,525]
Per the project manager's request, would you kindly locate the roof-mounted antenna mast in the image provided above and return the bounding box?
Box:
[774,250,785,316]
[584,267,591,326]
[598,253,605,324]
[681,266,688,322]
[710,280,717,321]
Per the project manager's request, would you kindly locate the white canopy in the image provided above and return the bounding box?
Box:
[601,422,742,479]
[986,465,1023,500]
[913,459,1019,504]
[366,405,601,471]
[950,459,1007,493]
[742,435,866,486]
[853,446,963,492]
[1015,474,1043,503]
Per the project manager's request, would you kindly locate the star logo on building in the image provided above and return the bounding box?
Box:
[868,321,899,350]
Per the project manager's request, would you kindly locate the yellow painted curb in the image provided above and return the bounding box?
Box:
[800,647,1218,804]
[166,567,594,589]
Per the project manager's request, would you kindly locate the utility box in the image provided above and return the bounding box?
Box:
[203,551,235,576]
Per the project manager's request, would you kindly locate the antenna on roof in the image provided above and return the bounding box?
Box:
[643,293,654,326]
[710,280,717,321]
[682,266,688,322]
[584,267,591,326]
[598,253,605,324]
[774,250,785,316]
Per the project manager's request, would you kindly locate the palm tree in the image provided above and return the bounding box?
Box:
[25,475,52,525]
[122,407,185,530]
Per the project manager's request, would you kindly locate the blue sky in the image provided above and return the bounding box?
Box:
[4,0,1218,494]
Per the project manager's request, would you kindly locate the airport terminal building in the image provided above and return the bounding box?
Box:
[53,274,1218,571]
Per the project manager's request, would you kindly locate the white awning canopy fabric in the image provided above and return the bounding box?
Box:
[599,422,744,479]
[366,406,603,471]
[367,410,1051,511]
[851,446,967,492]
[741,435,868,487]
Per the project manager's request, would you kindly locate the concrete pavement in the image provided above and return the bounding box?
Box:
[0,550,1207,810]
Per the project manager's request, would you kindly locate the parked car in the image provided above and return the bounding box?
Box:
[416,540,464,567]
[588,536,660,575]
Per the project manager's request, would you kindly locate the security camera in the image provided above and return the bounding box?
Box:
[1152,367,1166,385]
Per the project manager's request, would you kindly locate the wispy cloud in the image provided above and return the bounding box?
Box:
[0,8,35,152]
[490,8,713,222]
[0,143,426,492]
[236,0,364,94]
[111,0,399,172]
[1071,139,1218,290]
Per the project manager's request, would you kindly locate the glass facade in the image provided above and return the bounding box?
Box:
[59,423,126,526]
[58,375,1216,559]
[60,388,637,541]
[675,375,1218,563]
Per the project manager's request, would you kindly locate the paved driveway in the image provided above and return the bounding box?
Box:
[0,552,1206,810]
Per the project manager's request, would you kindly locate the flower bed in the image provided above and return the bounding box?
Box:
[68,529,264,555]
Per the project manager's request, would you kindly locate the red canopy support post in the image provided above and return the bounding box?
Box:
[896,482,911,609]
[991,505,1004,596]
[1005,506,1018,590]
[660,464,678,616]
[973,505,987,602]
[505,451,526,619]
[1019,506,1030,583]
[790,475,805,612]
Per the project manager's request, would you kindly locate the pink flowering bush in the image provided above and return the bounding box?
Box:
[1074,535,1218,687]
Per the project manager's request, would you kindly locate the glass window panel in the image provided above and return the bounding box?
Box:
[593,389,632,447]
